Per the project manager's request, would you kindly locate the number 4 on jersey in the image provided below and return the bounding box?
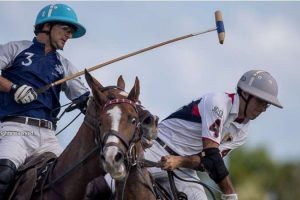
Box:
[209,119,221,138]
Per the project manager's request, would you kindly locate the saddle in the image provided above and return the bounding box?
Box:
[8,152,57,200]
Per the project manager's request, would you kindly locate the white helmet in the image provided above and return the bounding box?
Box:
[237,70,283,108]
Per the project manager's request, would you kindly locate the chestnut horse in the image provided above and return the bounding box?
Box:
[85,72,158,200]
[9,71,158,200]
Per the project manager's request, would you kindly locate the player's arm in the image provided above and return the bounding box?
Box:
[0,75,37,104]
[160,154,201,170]
[159,140,236,198]
[0,76,13,92]
[160,140,237,198]
[201,138,237,200]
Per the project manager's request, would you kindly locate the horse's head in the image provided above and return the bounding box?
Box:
[138,106,159,148]
[85,70,142,180]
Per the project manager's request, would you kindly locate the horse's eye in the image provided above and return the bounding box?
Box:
[131,118,137,125]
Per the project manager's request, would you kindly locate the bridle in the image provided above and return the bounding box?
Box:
[99,98,141,168]
[97,97,151,200]
[37,94,141,198]
[84,86,142,168]
[34,86,153,199]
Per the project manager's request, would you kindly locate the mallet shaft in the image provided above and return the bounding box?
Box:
[37,31,208,93]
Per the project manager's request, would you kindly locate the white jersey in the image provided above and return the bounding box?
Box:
[158,92,250,157]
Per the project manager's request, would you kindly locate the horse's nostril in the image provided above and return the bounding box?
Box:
[115,151,124,163]
[144,116,153,125]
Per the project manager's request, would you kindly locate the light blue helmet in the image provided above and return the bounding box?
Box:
[35,4,86,38]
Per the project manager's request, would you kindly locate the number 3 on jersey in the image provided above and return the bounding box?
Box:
[22,52,34,66]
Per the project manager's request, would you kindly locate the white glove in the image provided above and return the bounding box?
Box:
[221,193,238,200]
[14,85,38,104]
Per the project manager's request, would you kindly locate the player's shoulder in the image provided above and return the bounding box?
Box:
[201,92,234,117]
[202,92,230,105]
[8,40,32,46]
[2,40,32,49]
[55,52,73,66]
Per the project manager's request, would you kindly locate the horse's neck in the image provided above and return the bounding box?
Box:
[115,167,155,200]
[49,109,105,197]
[54,122,103,174]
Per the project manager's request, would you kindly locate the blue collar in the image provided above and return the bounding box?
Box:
[32,37,46,49]
[32,37,57,55]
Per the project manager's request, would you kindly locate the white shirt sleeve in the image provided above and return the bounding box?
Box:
[0,41,33,70]
[58,54,90,100]
[199,93,229,144]
[0,42,13,70]
[0,41,25,70]
[220,123,250,151]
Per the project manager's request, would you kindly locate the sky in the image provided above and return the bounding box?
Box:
[1,1,299,163]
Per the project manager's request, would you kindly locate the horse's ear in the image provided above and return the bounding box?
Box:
[117,75,125,90]
[85,69,107,106]
[84,69,104,91]
[128,77,140,102]
[93,90,108,107]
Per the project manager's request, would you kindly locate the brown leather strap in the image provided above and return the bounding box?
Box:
[1,116,56,130]
[156,137,179,156]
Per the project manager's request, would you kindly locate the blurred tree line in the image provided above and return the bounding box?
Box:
[200,147,300,200]
[229,147,300,200]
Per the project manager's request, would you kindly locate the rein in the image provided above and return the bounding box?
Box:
[136,158,218,200]
[118,146,158,200]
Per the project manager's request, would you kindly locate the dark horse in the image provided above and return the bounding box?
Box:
[8,70,158,200]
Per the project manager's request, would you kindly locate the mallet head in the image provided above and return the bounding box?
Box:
[215,10,225,44]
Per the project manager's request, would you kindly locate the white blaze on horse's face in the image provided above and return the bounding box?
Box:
[103,106,126,179]
[107,106,121,134]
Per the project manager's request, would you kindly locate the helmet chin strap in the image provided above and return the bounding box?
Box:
[240,91,253,118]
[40,24,57,51]
[48,25,58,50]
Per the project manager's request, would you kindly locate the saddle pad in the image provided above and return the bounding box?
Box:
[8,152,57,200]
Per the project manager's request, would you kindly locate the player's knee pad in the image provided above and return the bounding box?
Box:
[199,148,229,183]
[0,159,17,192]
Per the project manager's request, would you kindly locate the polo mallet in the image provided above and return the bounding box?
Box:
[36,10,225,94]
